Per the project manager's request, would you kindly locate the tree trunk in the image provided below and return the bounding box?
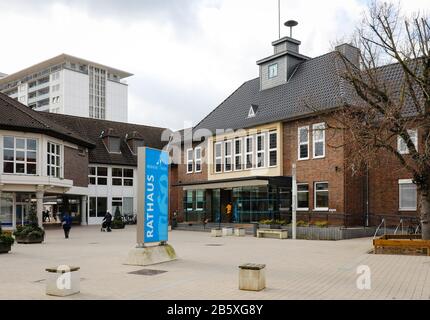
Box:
[419,189,430,240]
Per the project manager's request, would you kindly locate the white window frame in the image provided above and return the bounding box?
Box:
[186,190,193,211]
[245,135,254,170]
[313,123,326,159]
[234,138,243,171]
[314,182,329,211]
[186,148,194,174]
[47,141,62,178]
[195,147,202,173]
[256,133,266,168]
[268,131,278,168]
[399,179,417,211]
[214,142,223,173]
[195,190,205,211]
[298,126,309,160]
[224,140,233,172]
[2,136,38,175]
[268,63,278,79]
[297,183,309,211]
[397,129,418,155]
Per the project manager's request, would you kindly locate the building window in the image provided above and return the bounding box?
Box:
[224,140,232,172]
[52,84,60,92]
[268,63,278,79]
[298,126,309,160]
[234,138,243,171]
[398,129,418,154]
[214,142,222,173]
[89,197,107,218]
[123,197,134,216]
[186,191,193,211]
[195,147,202,173]
[112,197,123,216]
[51,72,60,81]
[108,137,121,153]
[89,166,108,185]
[47,142,61,178]
[186,149,193,174]
[89,66,106,120]
[3,137,37,175]
[0,193,14,227]
[297,184,309,210]
[399,180,417,211]
[314,182,329,210]
[245,136,254,169]
[256,133,266,168]
[268,131,278,167]
[112,168,133,186]
[112,168,123,186]
[313,123,326,158]
[196,190,205,211]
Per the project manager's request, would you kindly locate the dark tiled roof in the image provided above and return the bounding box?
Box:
[194,51,353,132]
[42,113,170,166]
[0,92,94,147]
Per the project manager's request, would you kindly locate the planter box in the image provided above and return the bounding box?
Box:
[0,243,12,254]
[234,228,246,237]
[222,227,233,236]
[286,226,378,241]
[211,228,222,237]
[46,266,80,297]
[16,236,44,244]
[239,263,266,291]
[373,234,430,256]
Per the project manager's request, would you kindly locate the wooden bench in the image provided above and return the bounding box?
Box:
[257,229,288,239]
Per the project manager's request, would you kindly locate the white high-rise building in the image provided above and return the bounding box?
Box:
[0,54,132,122]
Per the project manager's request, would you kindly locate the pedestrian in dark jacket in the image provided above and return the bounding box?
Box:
[103,212,112,232]
[61,212,73,239]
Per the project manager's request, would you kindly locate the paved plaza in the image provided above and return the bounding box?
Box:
[1,226,430,300]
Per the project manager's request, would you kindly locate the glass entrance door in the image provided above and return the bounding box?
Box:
[16,203,29,227]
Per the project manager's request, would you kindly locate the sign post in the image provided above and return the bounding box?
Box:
[125,147,177,266]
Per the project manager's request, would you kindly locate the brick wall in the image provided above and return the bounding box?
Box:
[64,146,88,187]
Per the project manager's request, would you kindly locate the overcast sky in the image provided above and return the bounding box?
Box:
[0,0,428,130]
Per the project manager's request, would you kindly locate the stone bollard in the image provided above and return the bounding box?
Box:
[234,228,246,237]
[45,265,80,297]
[222,227,233,236]
[239,263,266,291]
[211,228,222,237]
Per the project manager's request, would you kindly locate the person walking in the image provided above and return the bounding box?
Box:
[61,212,73,239]
[103,211,113,232]
[226,202,233,223]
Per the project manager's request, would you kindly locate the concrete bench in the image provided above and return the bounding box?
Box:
[257,229,288,239]
[46,265,80,297]
[222,227,233,236]
[239,263,266,291]
[234,228,246,237]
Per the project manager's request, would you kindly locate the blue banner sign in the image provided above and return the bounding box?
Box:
[144,148,169,243]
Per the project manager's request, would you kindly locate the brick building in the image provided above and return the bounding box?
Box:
[169,35,419,228]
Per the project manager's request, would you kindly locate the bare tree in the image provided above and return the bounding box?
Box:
[329,1,430,239]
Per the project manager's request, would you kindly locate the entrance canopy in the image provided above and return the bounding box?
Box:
[175,176,292,191]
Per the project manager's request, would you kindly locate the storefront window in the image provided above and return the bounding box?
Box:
[123,197,134,215]
[0,193,13,227]
[196,190,205,211]
[186,191,193,211]
[112,197,123,216]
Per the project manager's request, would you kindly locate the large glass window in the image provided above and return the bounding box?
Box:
[0,193,13,227]
[313,123,326,158]
[224,140,232,172]
[195,148,202,173]
[399,180,417,211]
[47,142,61,178]
[112,197,123,216]
[123,197,134,216]
[256,134,265,168]
[314,182,329,210]
[398,129,418,154]
[186,149,193,173]
[196,190,205,211]
[111,168,134,186]
[185,191,193,211]
[269,132,277,167]
[3,137,37,175]
[297,184,309,210]
[214,142,222,173]
[234,138,243,171]
[89,167,108,185]
[89,197,107,218]
[298,126,309,160]
[245,136,254,169]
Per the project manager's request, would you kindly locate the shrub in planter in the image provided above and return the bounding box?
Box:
[312,221,329,228]
[13,211,45,244]
[111,208,125,229]
[259,219,287,229]
[0,224,15,254]
[296,220,309,227]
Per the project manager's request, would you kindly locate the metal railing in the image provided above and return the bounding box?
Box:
[394,219,404,235]
[373,218,386,239]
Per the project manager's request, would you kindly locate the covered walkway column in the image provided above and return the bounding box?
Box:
[81,196,87,225]
[36,186,44,229]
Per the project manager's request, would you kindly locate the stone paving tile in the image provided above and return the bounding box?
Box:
[1,226,429,300]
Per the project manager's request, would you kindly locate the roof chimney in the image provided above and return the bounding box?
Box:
[335,43,360,68]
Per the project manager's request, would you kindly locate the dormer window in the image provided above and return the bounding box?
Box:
[108,137,121,153]
[268,63,278,79]
[130,139,145,154]
[248,104,258,118]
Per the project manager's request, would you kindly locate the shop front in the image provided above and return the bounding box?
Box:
[179,176,292,224]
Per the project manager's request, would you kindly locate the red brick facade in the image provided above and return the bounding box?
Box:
[64,146,89,187]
